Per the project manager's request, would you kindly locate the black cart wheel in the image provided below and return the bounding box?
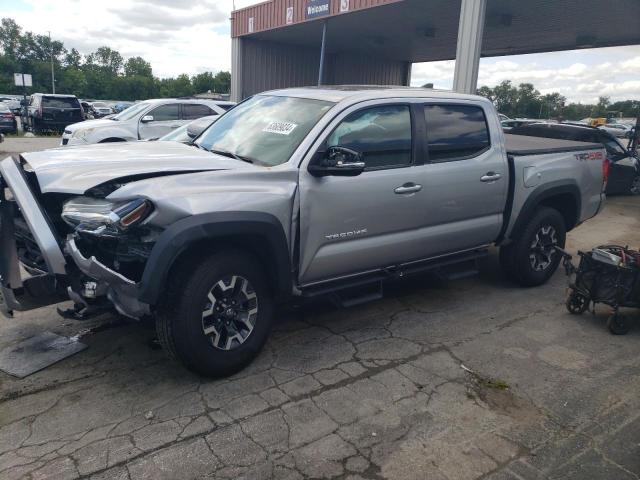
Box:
[566,292,589,314]
[607,312,630,335]
[630,176,640,196]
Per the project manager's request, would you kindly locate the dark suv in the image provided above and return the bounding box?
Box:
[26,94,84,134]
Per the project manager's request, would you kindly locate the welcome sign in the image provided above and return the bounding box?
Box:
[306,0,330,19]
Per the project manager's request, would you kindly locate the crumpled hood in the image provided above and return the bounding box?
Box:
[21,141,253,194]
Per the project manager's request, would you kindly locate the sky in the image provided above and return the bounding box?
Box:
[1,0,639,104]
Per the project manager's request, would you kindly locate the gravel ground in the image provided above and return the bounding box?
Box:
[0,136,638,479]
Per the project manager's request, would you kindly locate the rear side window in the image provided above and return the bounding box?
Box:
[150,104,180,121]
[425,105,490,162]
[42,97,79,109]
[217,104,234,111]
[327,105,412,170]
[183,104,215,120]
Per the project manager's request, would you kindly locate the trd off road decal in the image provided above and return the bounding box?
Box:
[575,151,604,161]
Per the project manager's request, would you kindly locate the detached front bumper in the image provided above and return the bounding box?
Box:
[65,237,149,319]
[0,155,148,320]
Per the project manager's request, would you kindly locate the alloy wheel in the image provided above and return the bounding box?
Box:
[201,275,258,351]
[529,225,558,272]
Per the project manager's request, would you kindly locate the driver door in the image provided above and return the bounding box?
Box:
[298,101,428,285]
[138,103,181,139]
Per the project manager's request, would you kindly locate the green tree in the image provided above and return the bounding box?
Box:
[213,71,231,94]
[64,48,82,69]
[124,56,152,77]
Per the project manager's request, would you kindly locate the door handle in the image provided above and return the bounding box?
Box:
[480,172,502,182]
[394,183,422,194]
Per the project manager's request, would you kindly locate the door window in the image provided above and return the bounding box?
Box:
[183,103,215,120]
[424,105,490,162]
[327,105,412,169]
[149,104,180,122]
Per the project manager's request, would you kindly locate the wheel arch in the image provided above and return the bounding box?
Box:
[137,212,292,305]
[510,181,581,240]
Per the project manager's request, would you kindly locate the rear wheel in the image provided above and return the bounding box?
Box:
[156,250,274,377]
[607,312,630,335]
[502,207,566,287]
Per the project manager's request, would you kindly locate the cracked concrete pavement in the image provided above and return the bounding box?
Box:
[0,156,638,478]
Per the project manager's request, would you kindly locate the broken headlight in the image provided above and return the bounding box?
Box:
[61,197,152,235]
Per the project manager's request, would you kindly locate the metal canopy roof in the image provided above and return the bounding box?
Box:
[242,0,640,62]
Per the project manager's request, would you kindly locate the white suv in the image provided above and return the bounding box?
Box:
[61,98,235,146]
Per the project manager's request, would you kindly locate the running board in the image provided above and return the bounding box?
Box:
[300,248,489,302]
[328,282,384,308]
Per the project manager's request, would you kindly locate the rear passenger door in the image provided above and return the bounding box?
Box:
[411,102,508,258]
[183,103,218,122]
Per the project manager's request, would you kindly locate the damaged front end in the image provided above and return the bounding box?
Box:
[60,195,159,319]
[0,155,158,321]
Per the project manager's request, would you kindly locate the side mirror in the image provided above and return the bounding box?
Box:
[308,146,365,177]
[140,115,154,123]
[187,123,208,139]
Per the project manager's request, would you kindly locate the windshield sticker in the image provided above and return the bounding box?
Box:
[263,121,297,135]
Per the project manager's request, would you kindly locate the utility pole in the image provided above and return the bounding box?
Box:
[48,31,55,94]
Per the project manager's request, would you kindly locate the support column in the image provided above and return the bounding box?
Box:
[230,37,243,102]
[318,21,328,86]
[452,0,487,94]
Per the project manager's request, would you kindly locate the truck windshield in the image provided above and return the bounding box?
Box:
[195,95,334,166]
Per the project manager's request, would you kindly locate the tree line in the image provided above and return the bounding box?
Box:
[0,18,230,100]
[477,80,639,121]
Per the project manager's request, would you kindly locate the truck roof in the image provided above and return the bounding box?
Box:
[263,85,488,104]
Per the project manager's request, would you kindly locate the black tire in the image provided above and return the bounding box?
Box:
[504,207,566,287]
[630,176,640,196]
[156,250,274,377]
[607,313,630,335]
[566,292,589,314]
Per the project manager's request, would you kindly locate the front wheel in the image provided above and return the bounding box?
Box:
[156,250,274,377]
[502,207,566,287]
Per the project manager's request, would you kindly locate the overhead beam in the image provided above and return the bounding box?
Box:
[452,0,487,94]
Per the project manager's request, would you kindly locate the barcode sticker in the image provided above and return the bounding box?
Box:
[263,121,297,135]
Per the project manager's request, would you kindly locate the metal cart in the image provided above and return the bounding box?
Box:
[560,245,640,334]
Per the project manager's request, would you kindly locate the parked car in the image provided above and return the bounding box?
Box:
[598,123,633,139]
[0,103,17,134]
[112,102,134,113]
[0,87,606,376]
[0,96,21,115]
[25,94,84,134]
[158,115,220,143]
[498,113,510,122]
[510,122,639,196]
[60,98,235,146]
[89,102,114,118]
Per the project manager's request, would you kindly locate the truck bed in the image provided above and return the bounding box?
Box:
[505,134,602,156]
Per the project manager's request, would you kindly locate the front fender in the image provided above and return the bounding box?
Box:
[137,211,292,305]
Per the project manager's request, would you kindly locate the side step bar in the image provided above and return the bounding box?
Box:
[300,248,489,304]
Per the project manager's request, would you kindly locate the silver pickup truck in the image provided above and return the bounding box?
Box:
[0,87,607,376]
